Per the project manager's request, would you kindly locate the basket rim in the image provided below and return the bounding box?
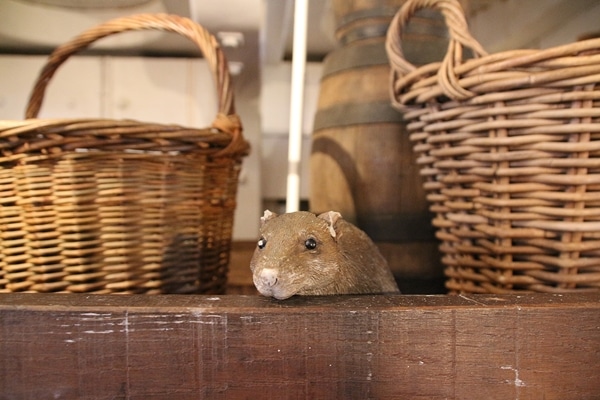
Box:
[0,117,245,161]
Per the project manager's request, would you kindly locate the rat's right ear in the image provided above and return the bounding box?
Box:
[260,209,278,227]
[317,211,342,239]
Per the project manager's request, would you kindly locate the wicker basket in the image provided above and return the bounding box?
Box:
[386,0,600,293]
[0,14,249,294]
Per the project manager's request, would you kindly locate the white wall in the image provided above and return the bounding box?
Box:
[0,54,261,240]
[468,0,600,52]
[260,62,322,200]
[0,56,102,118]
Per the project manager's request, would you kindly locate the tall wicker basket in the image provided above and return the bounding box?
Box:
[0,14,249,294]
[386,0,600,293]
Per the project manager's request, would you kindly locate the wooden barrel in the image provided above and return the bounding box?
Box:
[310,0,452,293]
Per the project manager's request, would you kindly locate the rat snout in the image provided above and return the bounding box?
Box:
[252,267,295,300]
[256,268,278,287]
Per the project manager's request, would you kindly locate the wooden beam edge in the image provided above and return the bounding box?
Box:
[1,292,598,314]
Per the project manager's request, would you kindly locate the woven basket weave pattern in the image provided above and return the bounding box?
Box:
[0,14,248,294]
[387,0,600,293]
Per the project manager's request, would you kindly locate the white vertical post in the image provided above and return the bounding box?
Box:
[285,0,309,213]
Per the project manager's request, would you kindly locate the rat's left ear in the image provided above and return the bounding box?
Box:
[317,211,342,239]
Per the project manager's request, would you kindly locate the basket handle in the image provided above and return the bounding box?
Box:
[25,13,247,156]
[386,0,488,101]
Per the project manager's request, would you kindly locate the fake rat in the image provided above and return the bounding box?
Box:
[250,210,400,300]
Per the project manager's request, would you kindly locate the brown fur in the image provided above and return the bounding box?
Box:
[250,210,400,299]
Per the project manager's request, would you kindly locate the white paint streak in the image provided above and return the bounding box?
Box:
[239,315,262,324]
[458,294,486,306]
[365,330,375,384]
[501,366,526,387]
[80,313,114,322]
[124,311,130,397]
[145,327,175,332]
[190,313,224,324]
[152,320,179,324]
[118,312,134,333]
[83,330,114,334]
[144,314,186,319]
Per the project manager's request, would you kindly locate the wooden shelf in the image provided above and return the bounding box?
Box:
[1,292,598,398]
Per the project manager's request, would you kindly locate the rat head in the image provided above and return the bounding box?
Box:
[250,210,344,300]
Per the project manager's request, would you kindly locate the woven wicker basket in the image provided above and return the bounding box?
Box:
[386,0,600,293]
[0,14,249,294]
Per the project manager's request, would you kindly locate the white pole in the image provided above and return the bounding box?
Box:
[286,0,309,213]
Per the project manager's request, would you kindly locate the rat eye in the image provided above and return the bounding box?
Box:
[305,238,317,250]
[257,237,267,249]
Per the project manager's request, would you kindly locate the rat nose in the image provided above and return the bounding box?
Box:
[258,268,278,287]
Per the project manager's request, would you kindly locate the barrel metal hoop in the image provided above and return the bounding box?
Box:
[313,102,404,132]
[321,42,389,77]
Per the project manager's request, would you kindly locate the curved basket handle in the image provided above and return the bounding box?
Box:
[386,0,488,101]
[25,13,247,156]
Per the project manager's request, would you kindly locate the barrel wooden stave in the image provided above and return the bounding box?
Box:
[310,0,452,293]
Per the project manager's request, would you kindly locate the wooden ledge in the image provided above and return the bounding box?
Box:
[1,293,599,399]
[2,291,598,310]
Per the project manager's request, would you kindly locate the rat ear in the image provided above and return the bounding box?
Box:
[317,211,342,239]
[260,209,278,227]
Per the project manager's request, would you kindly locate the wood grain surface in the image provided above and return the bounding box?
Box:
[1,293,599,399]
